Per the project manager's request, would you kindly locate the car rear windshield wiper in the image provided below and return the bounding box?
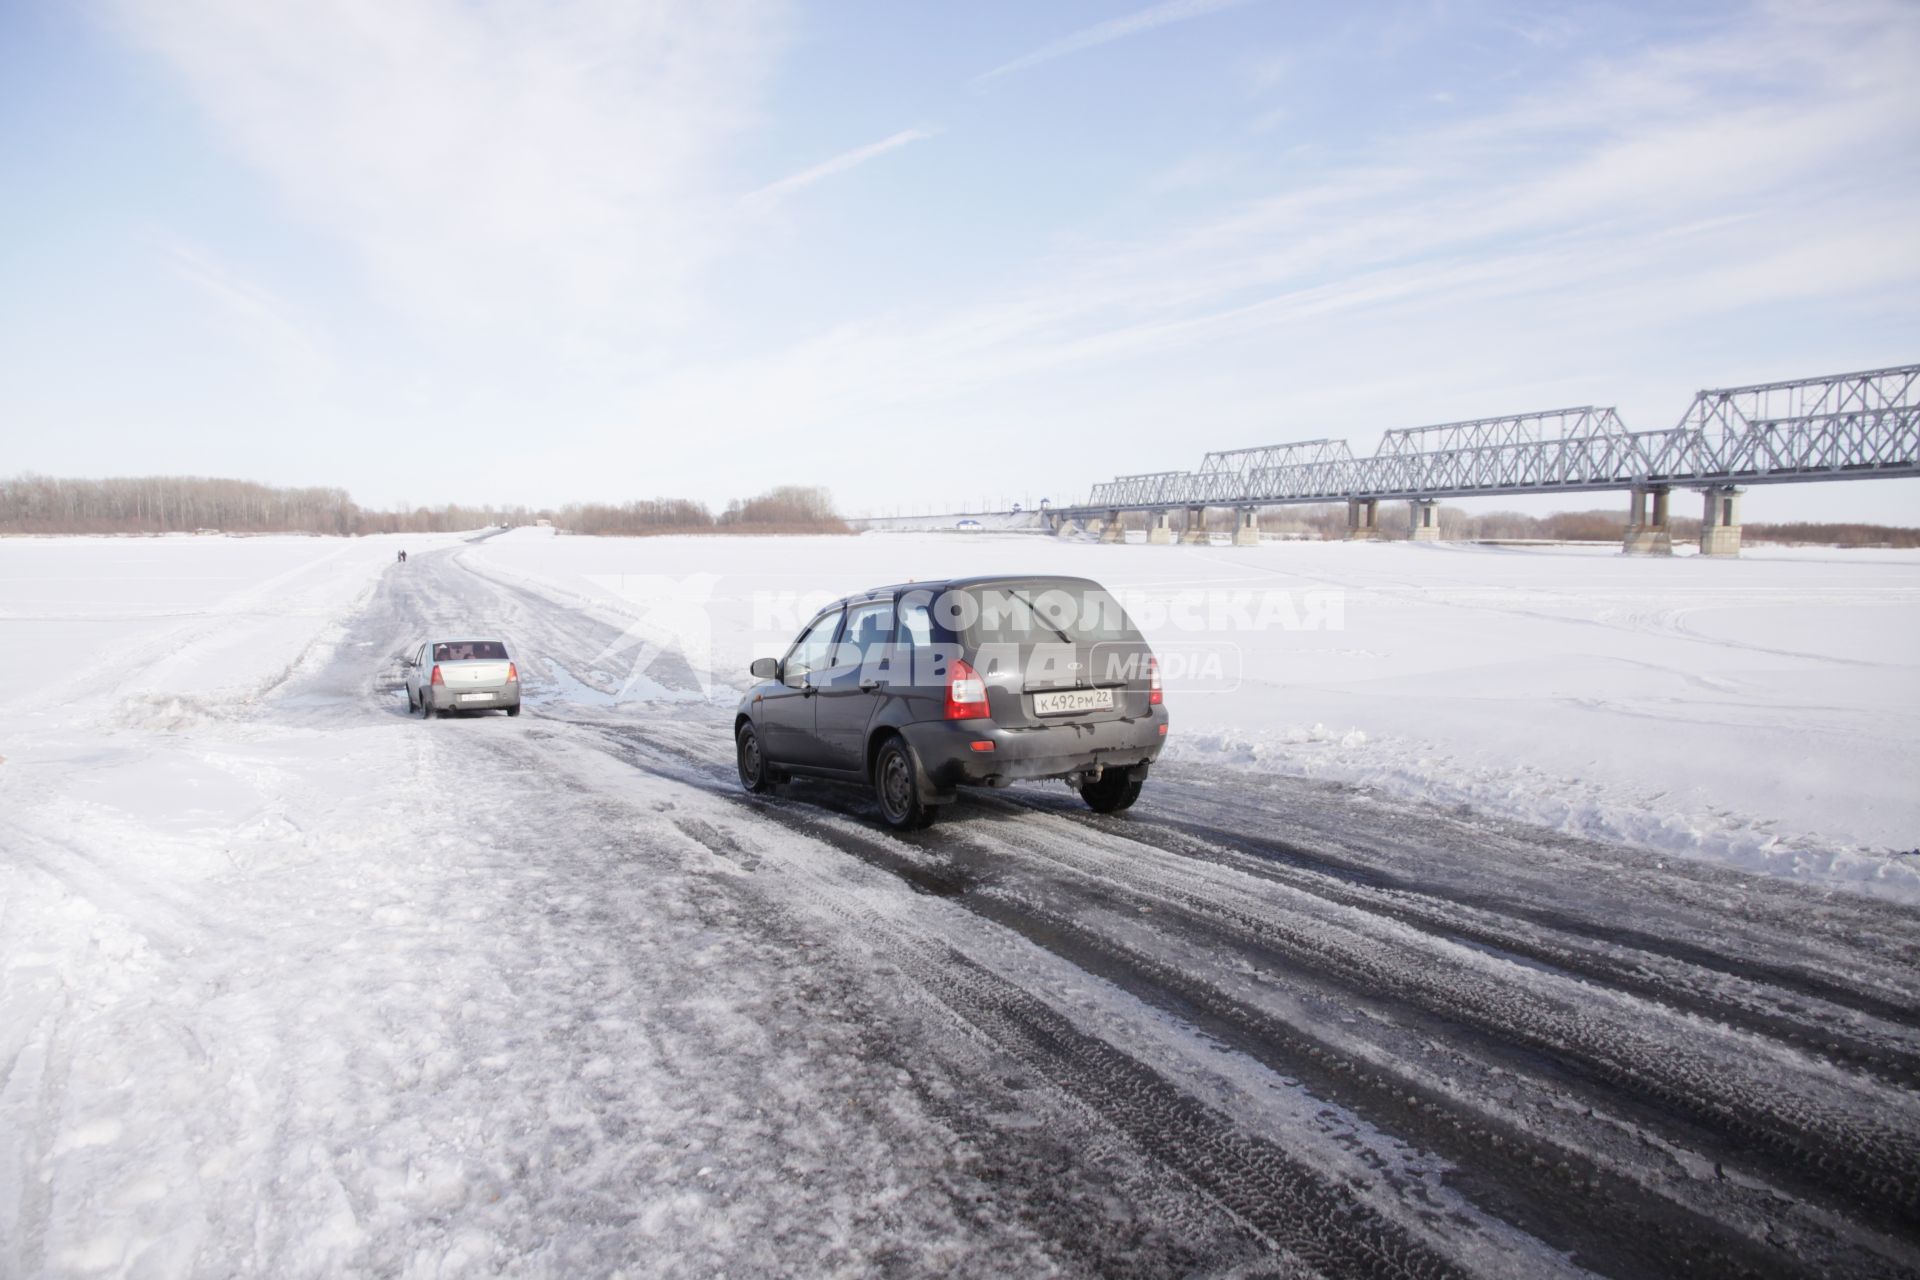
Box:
[1004,588,1075,644]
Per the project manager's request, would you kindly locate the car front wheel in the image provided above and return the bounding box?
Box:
[1082,767,1143,814]
[874,736,937,831]
[737,722,773,794]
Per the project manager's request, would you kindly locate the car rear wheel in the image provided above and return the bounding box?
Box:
[1081,767,1143,814]
[874,736,937,831]
[736,722,773,794]
[507,704,521,717]
[422,695,437,720]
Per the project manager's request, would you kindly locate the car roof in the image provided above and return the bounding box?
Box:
[820,575,1107,612]
[429,637,509,645]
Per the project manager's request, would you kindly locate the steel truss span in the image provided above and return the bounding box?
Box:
[1076,364,1920,511]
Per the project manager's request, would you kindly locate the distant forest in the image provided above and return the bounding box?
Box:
[0,474,850,537]
[1161,503,1920,547]
[0,474,532,535]
[1,474,1909,545]
[556,486,850,536]
[1426,508,1920,547]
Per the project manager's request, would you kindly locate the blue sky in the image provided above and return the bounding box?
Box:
[2,0,1917,521]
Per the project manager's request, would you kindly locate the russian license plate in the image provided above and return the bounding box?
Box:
[1032,688,1115,716]
[459,692,492,702]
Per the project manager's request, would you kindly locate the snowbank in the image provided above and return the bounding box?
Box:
[470,530,1920,900]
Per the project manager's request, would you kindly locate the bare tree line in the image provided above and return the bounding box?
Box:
[1238,505,1658,541]
[1142,503,1916,545]
[0,473,539,536]
[1430,508,1920,546]
[1743,521,1920,548]
[557,486,850,536]
[7,474,1906,545]
[0,475,856,538]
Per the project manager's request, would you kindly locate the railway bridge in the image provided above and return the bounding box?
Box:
[1057,362,1919,555]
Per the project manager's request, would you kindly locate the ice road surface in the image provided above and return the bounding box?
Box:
[2,528,1917,1279]
[474,528,1920,898]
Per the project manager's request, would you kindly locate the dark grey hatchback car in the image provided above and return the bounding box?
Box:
[735,575,1168,829]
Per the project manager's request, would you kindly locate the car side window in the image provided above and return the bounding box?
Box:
[897,600,933,648]
[784,610,842,686]
[895,593,964,686]
[832,602,894,672]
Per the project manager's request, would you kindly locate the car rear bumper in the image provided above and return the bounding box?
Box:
[900,708,1167,799]
[427,685,521,710]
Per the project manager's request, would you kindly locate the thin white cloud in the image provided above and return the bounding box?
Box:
[743,128,934,209]
[627,0,1920,467]
[977,0,1256,82]
[151,236,330,377]
[112,0,785,339]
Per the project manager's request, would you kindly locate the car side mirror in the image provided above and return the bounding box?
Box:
[750,657,778,680]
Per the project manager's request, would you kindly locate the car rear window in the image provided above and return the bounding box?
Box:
[435,640,509,661]
[952,584,1141,646]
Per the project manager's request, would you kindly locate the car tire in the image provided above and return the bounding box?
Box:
[874,735,937,831]
[736,722,774,794]
[422,697,437,720]
[1082,768,1143,814]
[507,704,521,717]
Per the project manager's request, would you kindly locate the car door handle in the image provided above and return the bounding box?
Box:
[858,680,879,692]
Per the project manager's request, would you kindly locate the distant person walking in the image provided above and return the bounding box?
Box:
[398,550,407,563]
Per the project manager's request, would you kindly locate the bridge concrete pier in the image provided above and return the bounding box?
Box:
[1180,506,1210,544]
[1623,485,1673,555]
[1147,510,1175,545]
[1099,509,1124,543]
[1700,486,1744,557]
[1346,498,1384,540]
[1233,507,1260,546]
[1409,499,1440,541]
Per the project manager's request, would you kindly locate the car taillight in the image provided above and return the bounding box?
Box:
[507,662,518,683]
[945,658,989,720]
[1148,655,1163,705]
[430,665,444,686]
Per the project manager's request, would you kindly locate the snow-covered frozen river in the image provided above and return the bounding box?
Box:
[3,529,1917,1277]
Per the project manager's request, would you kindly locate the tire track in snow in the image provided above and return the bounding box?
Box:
[557,717,1919,1276]
[567,702,1920,1052]
[936,807,1920,1238]
[981,796,1920,1091]
[539,721,1510,1276]
[383,538,1920,1277]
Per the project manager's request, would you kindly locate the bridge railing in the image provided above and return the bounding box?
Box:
[1071,363,1919,510]
[1374,406,1629,457]
[1679,364,1920,440]
[1364,431,1659,497]
[1683,407,1920,481]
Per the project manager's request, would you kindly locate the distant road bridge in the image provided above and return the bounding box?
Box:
[1060,363,1918,555]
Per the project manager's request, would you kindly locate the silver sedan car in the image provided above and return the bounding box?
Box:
[404,638,521,717]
